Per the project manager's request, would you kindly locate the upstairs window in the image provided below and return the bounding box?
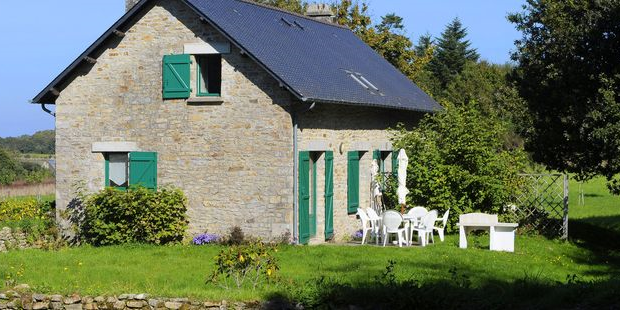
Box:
[197,54,222,97]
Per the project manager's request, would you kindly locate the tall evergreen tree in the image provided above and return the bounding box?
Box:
[414,33,433,58]
[430,18,479,87]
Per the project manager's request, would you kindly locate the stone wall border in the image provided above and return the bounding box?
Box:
[0,286,263,310]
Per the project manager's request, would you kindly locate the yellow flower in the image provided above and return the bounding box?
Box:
[239,255,245,263]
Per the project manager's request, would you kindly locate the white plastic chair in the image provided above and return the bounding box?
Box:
[407,206,428,236]
[434,209,450,242]
[412,210,438,246]
[366,208,382,245]
[382,210,408,247]
[408,206,428,225]
[356,208,373,245]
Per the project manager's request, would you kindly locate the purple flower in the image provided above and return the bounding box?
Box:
[352,230,363,239]
[193,233,220,245]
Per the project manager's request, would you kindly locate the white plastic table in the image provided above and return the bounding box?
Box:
[457,213,518,252]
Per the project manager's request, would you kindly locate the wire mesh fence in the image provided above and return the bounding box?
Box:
[510,174,568,239]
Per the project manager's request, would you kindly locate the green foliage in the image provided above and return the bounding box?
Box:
[0,197,59,247]
[430,18,480,88]
[0,197,50,222]
[250,0,306,14]
[0,147,54,186]
[0,148,24,186]
[82,186,188,246]
[222,226,246,246]
[0,130,55,154]
[210,241,279,290]
[443,61,531,147]
[509,0,620,193]
[392,103,527,230]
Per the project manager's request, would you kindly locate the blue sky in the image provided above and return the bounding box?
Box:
[0,0,524,138]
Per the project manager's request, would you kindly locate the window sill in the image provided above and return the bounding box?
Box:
[187,96,224,105]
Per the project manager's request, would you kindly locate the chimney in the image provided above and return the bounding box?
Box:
[305,3,335,23]
[126,0,140,12]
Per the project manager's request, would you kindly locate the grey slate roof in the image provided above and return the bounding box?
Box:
[33,0,441,112]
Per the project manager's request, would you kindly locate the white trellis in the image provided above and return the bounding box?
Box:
[511,174,569,239]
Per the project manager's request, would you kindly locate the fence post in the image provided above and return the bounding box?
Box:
[563,174,569,240]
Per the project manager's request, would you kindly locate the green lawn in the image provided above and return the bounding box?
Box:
[0,178,619,308]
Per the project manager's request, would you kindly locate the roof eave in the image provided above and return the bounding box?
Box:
[305,97,443,113]
[31,0,152,104]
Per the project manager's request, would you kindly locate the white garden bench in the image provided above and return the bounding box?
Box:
[457,213,518,252]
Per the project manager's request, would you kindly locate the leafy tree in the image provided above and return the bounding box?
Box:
[251,0,306,14]
[509,0,620,192]
[430,18,479,88]
[0,148,25,185]
[392,103,527,230]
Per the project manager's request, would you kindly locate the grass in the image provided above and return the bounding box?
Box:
[0,178,619,308]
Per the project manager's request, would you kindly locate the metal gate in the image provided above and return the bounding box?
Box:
[511,174,569,239]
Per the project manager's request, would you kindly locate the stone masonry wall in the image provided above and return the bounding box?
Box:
[0,288,259,310]
[54,0,296,239]
[298,104,422,243]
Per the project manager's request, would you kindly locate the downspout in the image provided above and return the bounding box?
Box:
[41,104,56,117]
[292,101,315,245]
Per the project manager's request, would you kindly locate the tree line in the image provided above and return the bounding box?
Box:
[0,130,55,185]
[0,130,55,155]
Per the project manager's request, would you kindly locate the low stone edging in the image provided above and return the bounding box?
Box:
[0,227,29,253]
[0,286,262,310]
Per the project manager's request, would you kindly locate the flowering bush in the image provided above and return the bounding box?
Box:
[193,233,220,245]
[0,198,49,222]
[210,240,279,289]
[352,230,363,240]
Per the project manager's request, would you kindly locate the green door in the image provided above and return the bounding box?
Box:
[298,151,311,245]
[324,151,334,240]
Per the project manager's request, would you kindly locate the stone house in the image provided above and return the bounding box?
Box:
[31,0,440,244]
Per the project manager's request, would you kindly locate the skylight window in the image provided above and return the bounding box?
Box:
[344,70,379,92]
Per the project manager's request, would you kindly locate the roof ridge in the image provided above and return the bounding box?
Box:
[235,0,350,29]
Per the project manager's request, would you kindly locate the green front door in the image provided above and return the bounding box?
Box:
[324,151,334,240]
[298,151,310,245]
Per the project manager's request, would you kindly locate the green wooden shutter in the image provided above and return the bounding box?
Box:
[392,151,399,178]
[324,151,334,240]
[162,54,191,99]
[310,159,317,237]
[129,152,158,190]
[347,151,360,214]
[373,149,385,174]
[298,151,310,245]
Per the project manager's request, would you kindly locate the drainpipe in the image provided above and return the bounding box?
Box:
[292,101,315,245]
[41,104,56,117]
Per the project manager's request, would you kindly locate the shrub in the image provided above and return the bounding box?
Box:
[392,103,527,231]
[193,233,220,245]
[210,240,279,290]
[82,186,188,246]
[222,226,245,245]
